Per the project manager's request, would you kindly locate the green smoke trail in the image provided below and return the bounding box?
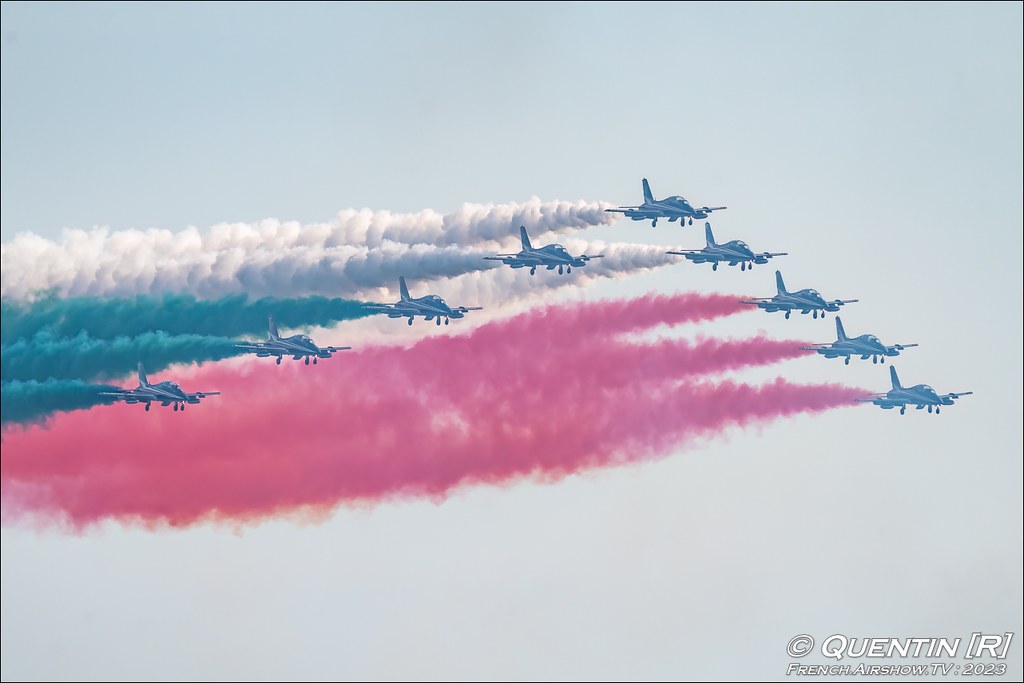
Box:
[2,331,244,383]
[1,293,374,344]
[1,379,119,426]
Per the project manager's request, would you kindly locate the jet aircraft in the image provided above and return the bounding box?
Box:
[858,366,972,415]
[666,223,786,271]
[100,362,220,412]
[605,178,727,227]
[367,277,482,326]
[483,226,604,275]
[741,271,858,319]
[802,317,918,365]
[235,315,350,365]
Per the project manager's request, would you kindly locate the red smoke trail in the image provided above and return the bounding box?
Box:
[484,291,748,336]
[1,293,862,528]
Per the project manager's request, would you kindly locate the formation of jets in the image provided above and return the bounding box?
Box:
[602,179,968,415]
[103,177,969,416]
[483,226,604,275]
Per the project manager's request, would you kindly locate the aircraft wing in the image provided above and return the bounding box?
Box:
[234,342,268,351]
[761,252,788,257]
[365,303,397,312]
[940,391,973,400]
[483,255,519,260]
[454,306,483,312]
[799,344,831,350]
[834,299,859,304]
[604,206,642,212]
[326,346,352,352]
[739,298,773,304]
[890,343,919,351]
[495,254,545,264]
[666,250,704,256]
[187,391,221,400]
[701,206,728,212]
[580,254,604,260]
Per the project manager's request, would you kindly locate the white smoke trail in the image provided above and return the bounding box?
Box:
[1,199,618,299]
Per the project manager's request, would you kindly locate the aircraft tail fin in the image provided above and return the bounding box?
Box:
[399,276,411,302]
[889,365,902,390]
[137,361,150,387]
[835,317,848,341]
[775,270,787,295]
[268,315,280,340]
[704,222,716,247]
[519,225,533,251]
[642,178,655,203]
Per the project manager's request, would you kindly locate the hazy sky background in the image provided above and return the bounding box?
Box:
[2,2,1022,680]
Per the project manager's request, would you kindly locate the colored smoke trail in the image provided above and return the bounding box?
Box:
[1,379,118,426]
[451,291,749,341]
[1,199,617,299]
[1,293,372,344]
[0,293,860,527]
[1,331,243,383]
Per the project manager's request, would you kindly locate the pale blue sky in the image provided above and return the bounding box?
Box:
[2,2,1022,680]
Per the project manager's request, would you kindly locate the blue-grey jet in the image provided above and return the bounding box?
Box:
[741,271,858,319]
[605,178,727,227]
[483,226,604,275]
[100,362,220,412]
[367,277,482,326]
[666,223,787,271]
[235,315,351,365]
[802,317,918,365]
[858,366,972,415]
